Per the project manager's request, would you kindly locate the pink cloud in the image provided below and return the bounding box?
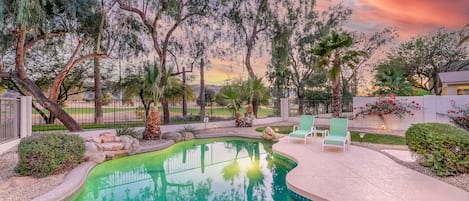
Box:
[353,0,469,38]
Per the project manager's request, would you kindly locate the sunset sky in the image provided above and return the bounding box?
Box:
[199,0,469,86]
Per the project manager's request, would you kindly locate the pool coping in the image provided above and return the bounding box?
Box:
[34,133,267,201]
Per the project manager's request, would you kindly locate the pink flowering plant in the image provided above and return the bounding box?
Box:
[447,100,469,132]
[354,94,421,121]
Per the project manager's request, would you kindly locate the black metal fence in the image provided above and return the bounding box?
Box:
[32,99,275,132]
[0,98,20,143]
[288,99,354,119]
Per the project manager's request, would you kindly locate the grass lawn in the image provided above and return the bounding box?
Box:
[32,120,204,132]
[33,106,273,117]
[255,126,406,145]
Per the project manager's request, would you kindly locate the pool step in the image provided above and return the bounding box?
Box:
[101,142,125,151]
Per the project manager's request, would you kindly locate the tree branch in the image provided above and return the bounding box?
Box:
[23,30,67,53]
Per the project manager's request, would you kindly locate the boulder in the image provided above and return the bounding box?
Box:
[86,137,101,144]
[120,135,141,154]
[101,142,125,151]
[85,151,106,163]
[181,132,194,141]
[85,142,99,152]
[262,126,279,141]
[100,132,116,143]
[161,132,183,142]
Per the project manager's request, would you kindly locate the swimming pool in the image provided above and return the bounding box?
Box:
[69,137,297,201]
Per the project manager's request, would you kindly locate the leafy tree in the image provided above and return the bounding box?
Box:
[164,77,196,105]
[197,87,215,106]
[0,0,107,131]
[389,28,468,94]
[310,30,366,117]
[272,2,352,115]
[221,0,275,79]
[116,0,215,125]
[373,58,413,96]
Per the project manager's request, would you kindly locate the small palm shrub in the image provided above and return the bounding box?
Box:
[178,125,195,133]
[406,123,469,176]
[16,134,85,178]
[116,127,141,139]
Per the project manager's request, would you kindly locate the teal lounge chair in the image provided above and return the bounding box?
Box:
[322,118,350,152]
[288,115,315,144]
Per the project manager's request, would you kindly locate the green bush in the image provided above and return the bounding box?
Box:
[406,123,469,176]
[15,134,85,178]
[116,127,141,139]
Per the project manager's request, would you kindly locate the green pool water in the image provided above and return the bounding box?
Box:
[69,137,297,201]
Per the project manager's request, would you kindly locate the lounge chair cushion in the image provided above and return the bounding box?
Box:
[289,130,312,138]
[324,136,346,145]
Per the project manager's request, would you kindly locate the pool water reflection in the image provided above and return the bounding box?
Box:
[69,137,296,201]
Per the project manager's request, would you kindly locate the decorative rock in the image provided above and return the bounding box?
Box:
[101,142,125,151]
[114,136,121,142]
[85,142,98,152]
[85,152,106,163]
[100,132,116,143]
[86,137,101,144]
[262,126,279,141]
[182,132,194,141]
[95,143,104,152]
[120,135,141,154]
[161,132,183,142]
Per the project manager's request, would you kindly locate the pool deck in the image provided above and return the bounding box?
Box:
[273,137,469,201]
[33,124,469,201]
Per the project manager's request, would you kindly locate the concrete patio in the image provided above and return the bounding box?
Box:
[273,137,469,201]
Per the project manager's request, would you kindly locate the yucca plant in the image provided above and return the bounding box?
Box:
[143,63,171,140]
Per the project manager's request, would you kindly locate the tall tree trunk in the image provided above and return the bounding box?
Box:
[244,42,256,79]
[297,86,305,115]
[94,3,106,124]
[182,66,187,118]
[94,58,103,124]
[199,59,206,120]
[13,26,81,131]
[162,98,170,125]
[15,77,82,131]
[332,77,342,118]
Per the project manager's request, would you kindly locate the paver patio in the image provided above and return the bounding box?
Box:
[273,137,469,201]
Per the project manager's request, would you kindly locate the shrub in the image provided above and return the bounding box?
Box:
[447,100,469,132]
[355,94,420,121]
[406,123,469,176]
[178,125,195,133]
[16,134,85,178]
[116,127,141,139]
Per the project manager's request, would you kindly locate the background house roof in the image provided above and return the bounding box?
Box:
[439,70,469,84]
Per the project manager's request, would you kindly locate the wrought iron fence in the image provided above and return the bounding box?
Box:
[0,98,20,143]
[32,99,276,132]
[288,99,354,119]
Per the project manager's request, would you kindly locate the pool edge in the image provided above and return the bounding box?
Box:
[273,144,329,201]
[36,133,269,201]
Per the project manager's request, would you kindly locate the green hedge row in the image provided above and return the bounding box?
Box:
[16,134,85,178]
[406,123,469,176]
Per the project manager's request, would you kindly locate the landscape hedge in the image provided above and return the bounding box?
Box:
[15,133,85,178]
[406,123,469,176]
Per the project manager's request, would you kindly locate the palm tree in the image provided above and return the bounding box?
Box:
[310,31,366,117]
[244,77,267,117]
[219,85,243,126]
[143,63,171,140]
[374,62,413,96]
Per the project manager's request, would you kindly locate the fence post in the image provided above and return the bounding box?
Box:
[423,95,437,123]
[19,96,32,138]
[280,98,289,120]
